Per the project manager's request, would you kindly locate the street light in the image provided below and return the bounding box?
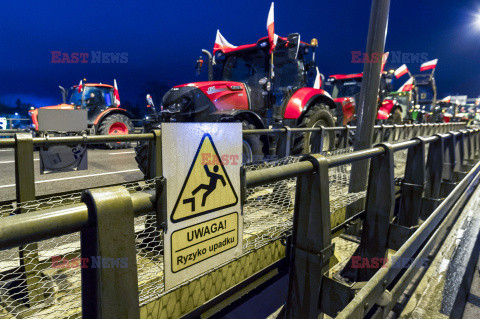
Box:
[474,10,480,30]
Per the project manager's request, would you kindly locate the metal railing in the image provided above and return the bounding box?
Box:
[0,122,477,317]
[0,122,466,206]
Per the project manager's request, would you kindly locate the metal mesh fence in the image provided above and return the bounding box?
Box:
[0,146,408,318]
[0,179,159,319]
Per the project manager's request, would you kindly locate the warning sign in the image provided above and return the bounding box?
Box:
[171,134,238,222]
[162,123,242,290]
[171,213,238,272]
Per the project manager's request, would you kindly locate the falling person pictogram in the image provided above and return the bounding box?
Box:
[183,165,226,211]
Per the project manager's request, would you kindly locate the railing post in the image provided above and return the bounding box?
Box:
[342,143,395,281]
[81,186,140,319]
[398,138,425,226]
[421,134,446,217]
[15,133,43,306]
[465,129,475,164]
[380,124,387,142]
[283,126,292,156]
[147,129,162,179]
[318,126,325,151]
[285,155,333,318]
[142,129,164,252]
[341,125,350,149]
[443,132,456,183]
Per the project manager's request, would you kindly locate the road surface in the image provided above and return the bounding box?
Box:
[0,147,143,202]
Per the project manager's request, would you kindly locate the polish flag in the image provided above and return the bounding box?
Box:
[77,80,83,93]
[398,77,413,92]
[114,79,120,106]
[381,52,389,72]
[267,2,276,53]
[394,64,409,79]
[313,67,322,89]
[213,30,237,55]
[420,59,438,72]
[440,96,451,103]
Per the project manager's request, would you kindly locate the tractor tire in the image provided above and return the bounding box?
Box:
[431,112,443,123]
[135,142,149,177]
[291,103,335,155]
[391,108,403,124]
[97,113,134,149]
[241,121,264,164]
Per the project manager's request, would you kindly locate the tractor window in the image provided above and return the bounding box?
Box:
[69,87,115,108]
[222,50,267,86]
[273,60,305,89]
[327,80,362,99]
[272,48,305,90]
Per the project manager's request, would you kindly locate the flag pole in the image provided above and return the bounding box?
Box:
[270,52,274,79]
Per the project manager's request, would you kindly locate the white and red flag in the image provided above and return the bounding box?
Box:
[440,96,451,103]
[381,52,389,72]
[398,77,414,92]
[77,80,83,93]
[114,79,120,106]
[394,64,409,79]
[213,30,237,55]
[267,2,277,53]
[313,67,322,89]
[420,59,438,72]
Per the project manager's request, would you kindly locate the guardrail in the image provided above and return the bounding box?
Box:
[0,122,466,206]
[0,118,145,130]
[0,123,477,318]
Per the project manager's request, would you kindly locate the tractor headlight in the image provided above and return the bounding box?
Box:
[167,97,189,113]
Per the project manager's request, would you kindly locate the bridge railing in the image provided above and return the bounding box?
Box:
[0,122,466,206]
[0,124,478,318]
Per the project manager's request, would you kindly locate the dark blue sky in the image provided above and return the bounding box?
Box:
[0,0,479,108]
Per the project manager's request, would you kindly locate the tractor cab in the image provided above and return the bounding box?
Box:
[214,35,315,118]
[325,71,396,124]
[326,72,394,101]
[413,74,436,108]
[69,84,117,110]
[410,74,438,122]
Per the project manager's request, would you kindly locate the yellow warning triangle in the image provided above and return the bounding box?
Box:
[171,133,238,223]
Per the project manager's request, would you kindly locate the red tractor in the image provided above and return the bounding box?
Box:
[136,33,340,175]
[29,80,134,148]
[325,70,404,124]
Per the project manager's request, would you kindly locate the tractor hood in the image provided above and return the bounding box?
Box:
[162,81,249,115]
[29,104,75,130]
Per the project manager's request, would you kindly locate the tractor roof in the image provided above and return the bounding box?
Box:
[216,35,309,55]
[329,70,391,81]
[328,73,363,80]
[72,83,114,88]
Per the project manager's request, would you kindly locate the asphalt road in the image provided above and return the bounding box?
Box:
[0,147,144,202]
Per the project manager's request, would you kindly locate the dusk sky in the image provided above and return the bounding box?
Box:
[1,0,479,110]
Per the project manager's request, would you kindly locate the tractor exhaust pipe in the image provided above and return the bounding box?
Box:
[59,86,67,104]
[201,49,213,81]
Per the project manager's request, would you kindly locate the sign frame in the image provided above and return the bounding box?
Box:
[161,123,243,290]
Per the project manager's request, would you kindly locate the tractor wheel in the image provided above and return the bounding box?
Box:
[241,121,264,164]
[98,113,134,149]
[135,142,149,177]
[391,108,403,124]
[291,103,335,155]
